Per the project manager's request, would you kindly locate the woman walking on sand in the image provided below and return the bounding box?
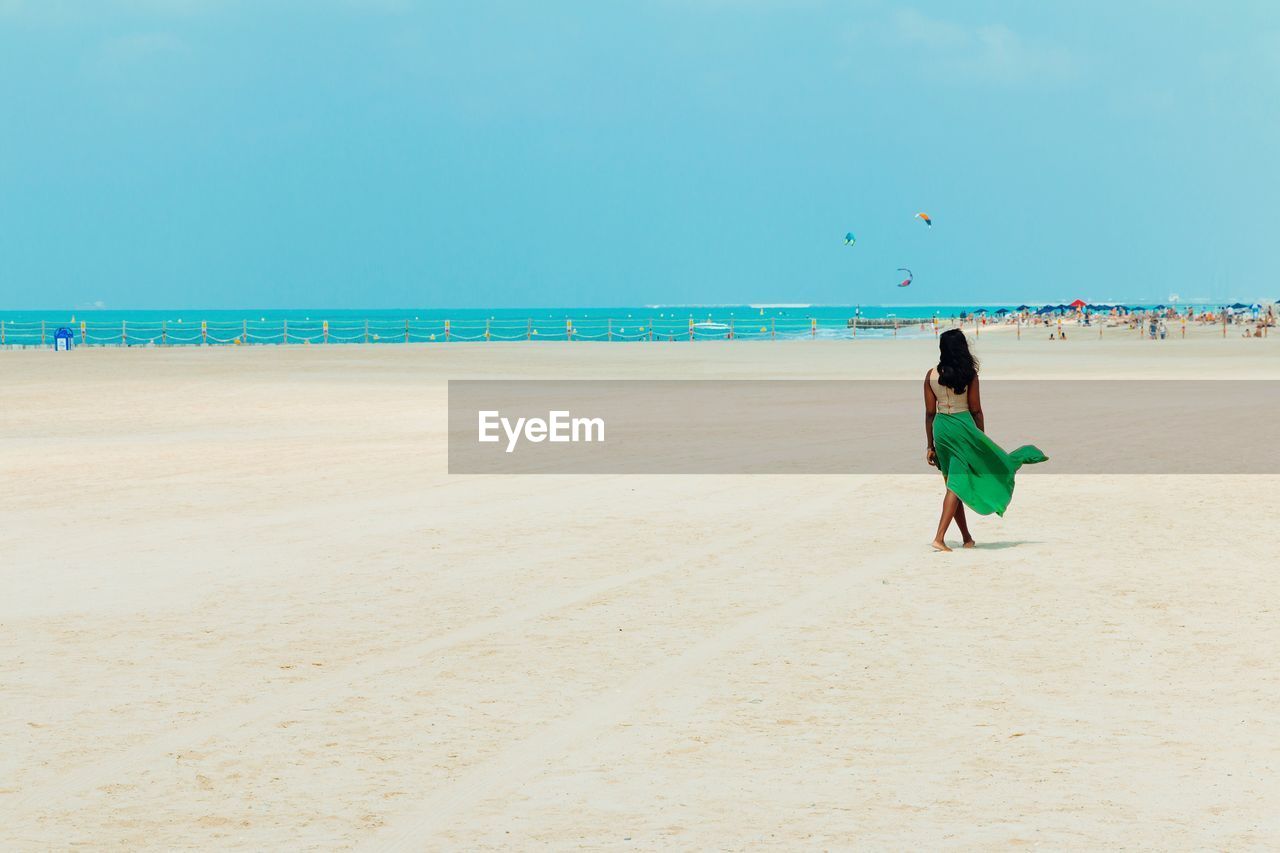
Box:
[924,329,1047,552]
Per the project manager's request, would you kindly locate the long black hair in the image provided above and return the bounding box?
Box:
[937,328,978,393]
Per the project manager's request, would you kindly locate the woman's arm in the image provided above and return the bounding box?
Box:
[923,372,937,464]
[968,375,985,432]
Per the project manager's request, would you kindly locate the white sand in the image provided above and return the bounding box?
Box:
[2,331,1278,849]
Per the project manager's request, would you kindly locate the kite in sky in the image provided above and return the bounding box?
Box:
[915,212,932,227]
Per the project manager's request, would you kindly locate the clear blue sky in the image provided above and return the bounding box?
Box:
[1,1,1277,309]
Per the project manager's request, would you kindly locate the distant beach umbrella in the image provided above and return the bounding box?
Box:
[1067,298,1087,309]
[1016,305,1031,311]
[994,308,1010,315]
[1153,304,1167,310]
[1228,302,1249,309]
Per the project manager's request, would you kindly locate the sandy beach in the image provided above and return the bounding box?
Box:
[2,331,1279,850]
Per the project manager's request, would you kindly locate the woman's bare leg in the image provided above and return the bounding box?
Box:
[953,502,976,547]
[932,489,961,551]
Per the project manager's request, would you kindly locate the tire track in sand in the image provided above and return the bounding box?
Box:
[358,549,876,851]
[1,481,853,826]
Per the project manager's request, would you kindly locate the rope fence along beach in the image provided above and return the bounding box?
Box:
[0,309,1271,347]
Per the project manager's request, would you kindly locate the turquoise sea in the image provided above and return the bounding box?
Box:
[0,303,1217,346]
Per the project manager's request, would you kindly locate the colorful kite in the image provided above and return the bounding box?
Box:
[843,232,857,246]
[897,268,913,287]
[915,212,932,227]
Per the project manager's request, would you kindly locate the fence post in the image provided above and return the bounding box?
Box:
[2,320,6,345]
[485,318,491,341]
[283,318,288,344]
[894,319,899,337]
[527,319,532,341]
[1016,319,1021,340]
[811,318,816,338]
[688,318,694,341]
[162,320,167,346]
[445,320,450,341]
[1222,314,1227,338]
[649,319,654,341]
[771,318,775,341]
[607,319,612,341]
[81,321,86,345]
[729,318,735,340]
[567,319,573,340]
[323,320,328,343]
[42,320,47,346]
[365,320,370,344]
[121,321,126,346]
[405,319,410,343]
[201,321,207,345]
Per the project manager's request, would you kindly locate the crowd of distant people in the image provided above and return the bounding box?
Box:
[1035,304,1275,340]
[915,304,1275,341]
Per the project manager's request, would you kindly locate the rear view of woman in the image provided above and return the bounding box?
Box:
[924,329,1047,552]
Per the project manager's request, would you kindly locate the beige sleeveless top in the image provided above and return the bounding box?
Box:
[929,368,970,414]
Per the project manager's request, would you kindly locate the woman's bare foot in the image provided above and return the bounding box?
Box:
[962,540,977,549]
[931,540,952,552]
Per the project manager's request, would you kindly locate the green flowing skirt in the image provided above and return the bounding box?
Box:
[933,411,1048,516]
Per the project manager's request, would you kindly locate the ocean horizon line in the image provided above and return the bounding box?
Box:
[0,298,1258,314]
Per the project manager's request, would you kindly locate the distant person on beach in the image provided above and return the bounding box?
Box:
[924,329,1048,552]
